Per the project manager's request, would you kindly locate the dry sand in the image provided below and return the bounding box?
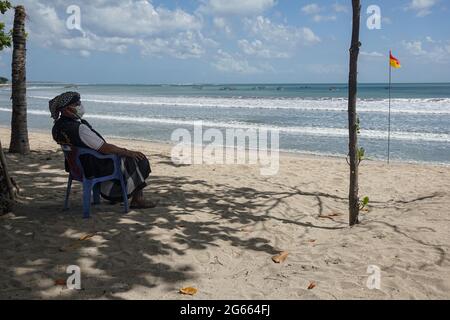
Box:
[0,127,449,299]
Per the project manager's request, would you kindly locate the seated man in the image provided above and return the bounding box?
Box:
[49,91,156,209]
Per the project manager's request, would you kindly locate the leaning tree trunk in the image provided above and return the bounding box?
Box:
[0,138,15,214]
[348,0,361,226]
[9,5,29,154]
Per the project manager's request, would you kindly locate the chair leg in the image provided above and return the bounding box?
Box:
[64,176,73,211]
[83,181,92,219]
[93,183,101,205]
[120,178,129,214]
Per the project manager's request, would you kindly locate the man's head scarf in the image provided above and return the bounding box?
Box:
[49,91,81,120]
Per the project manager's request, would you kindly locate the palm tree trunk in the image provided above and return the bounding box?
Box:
[9,5,29,154]
[348,0,361,226]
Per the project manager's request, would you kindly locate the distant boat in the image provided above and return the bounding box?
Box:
[219,86,236,91]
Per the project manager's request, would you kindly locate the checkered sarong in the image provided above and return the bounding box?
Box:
[99,157,151,201]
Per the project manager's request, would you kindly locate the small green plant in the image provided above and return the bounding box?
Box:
[359,196,369,210]
[357,147,365,162]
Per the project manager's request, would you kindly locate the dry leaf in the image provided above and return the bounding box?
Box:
[308,239,316,243]
[54,279,66,286]
[79,233,96,241]
[307,281,316,290]
[328,212,341,217]
[60,233,96,251]
[319,212,341,220]
[180,287,198,295]
[272,251,289,263]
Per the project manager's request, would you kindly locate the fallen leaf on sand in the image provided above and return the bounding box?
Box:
[308,239,316,243]
[79,233,96,241]
[54,279,66,286]
[59,233,95,252]
[319,212,342,220]
[272,251,289,263]
[180,287,198,295]
[307,281,316,290]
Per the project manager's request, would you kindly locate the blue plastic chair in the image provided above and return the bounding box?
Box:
[61,145,129,219]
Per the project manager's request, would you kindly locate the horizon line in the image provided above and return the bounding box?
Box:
[15,81,450,86]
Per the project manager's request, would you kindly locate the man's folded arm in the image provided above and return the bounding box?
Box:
[99,143,147,160]
[79,124,145,160]
[98,143,127,156]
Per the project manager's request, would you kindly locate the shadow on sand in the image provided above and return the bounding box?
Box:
[1,148,445,299]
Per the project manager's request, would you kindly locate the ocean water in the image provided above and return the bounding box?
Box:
[0,83,449,164]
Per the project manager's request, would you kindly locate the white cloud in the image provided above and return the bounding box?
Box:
[212,50,262,74]
[301,28,321,44]
[240,16,320,59]
[360,51,384,58]
[245,16,320,45]
[84,1,202,37]
[407,0,438,17]
[313,15,337,22]
[213,17,232,35]
[238,39,289,58]
[445,44,450,54]
[382,17,392,24]
[332,3,349,13]
[13,0,214,59]
[138,31,215,59]
[403,40,427,55]
[80,50,91,57]
[302,3,338,23]
[57,32,133,54]
[301,4,321,15]
[403,38,450,63]
[199,0,276,16]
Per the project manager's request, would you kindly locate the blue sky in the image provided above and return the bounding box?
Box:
[0,0,449,84]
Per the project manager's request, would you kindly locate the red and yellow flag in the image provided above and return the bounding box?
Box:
[390,51,401,69]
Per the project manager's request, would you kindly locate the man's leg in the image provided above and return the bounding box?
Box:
[130,189,158,209]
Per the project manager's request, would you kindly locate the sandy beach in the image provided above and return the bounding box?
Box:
[0,127,449,300]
